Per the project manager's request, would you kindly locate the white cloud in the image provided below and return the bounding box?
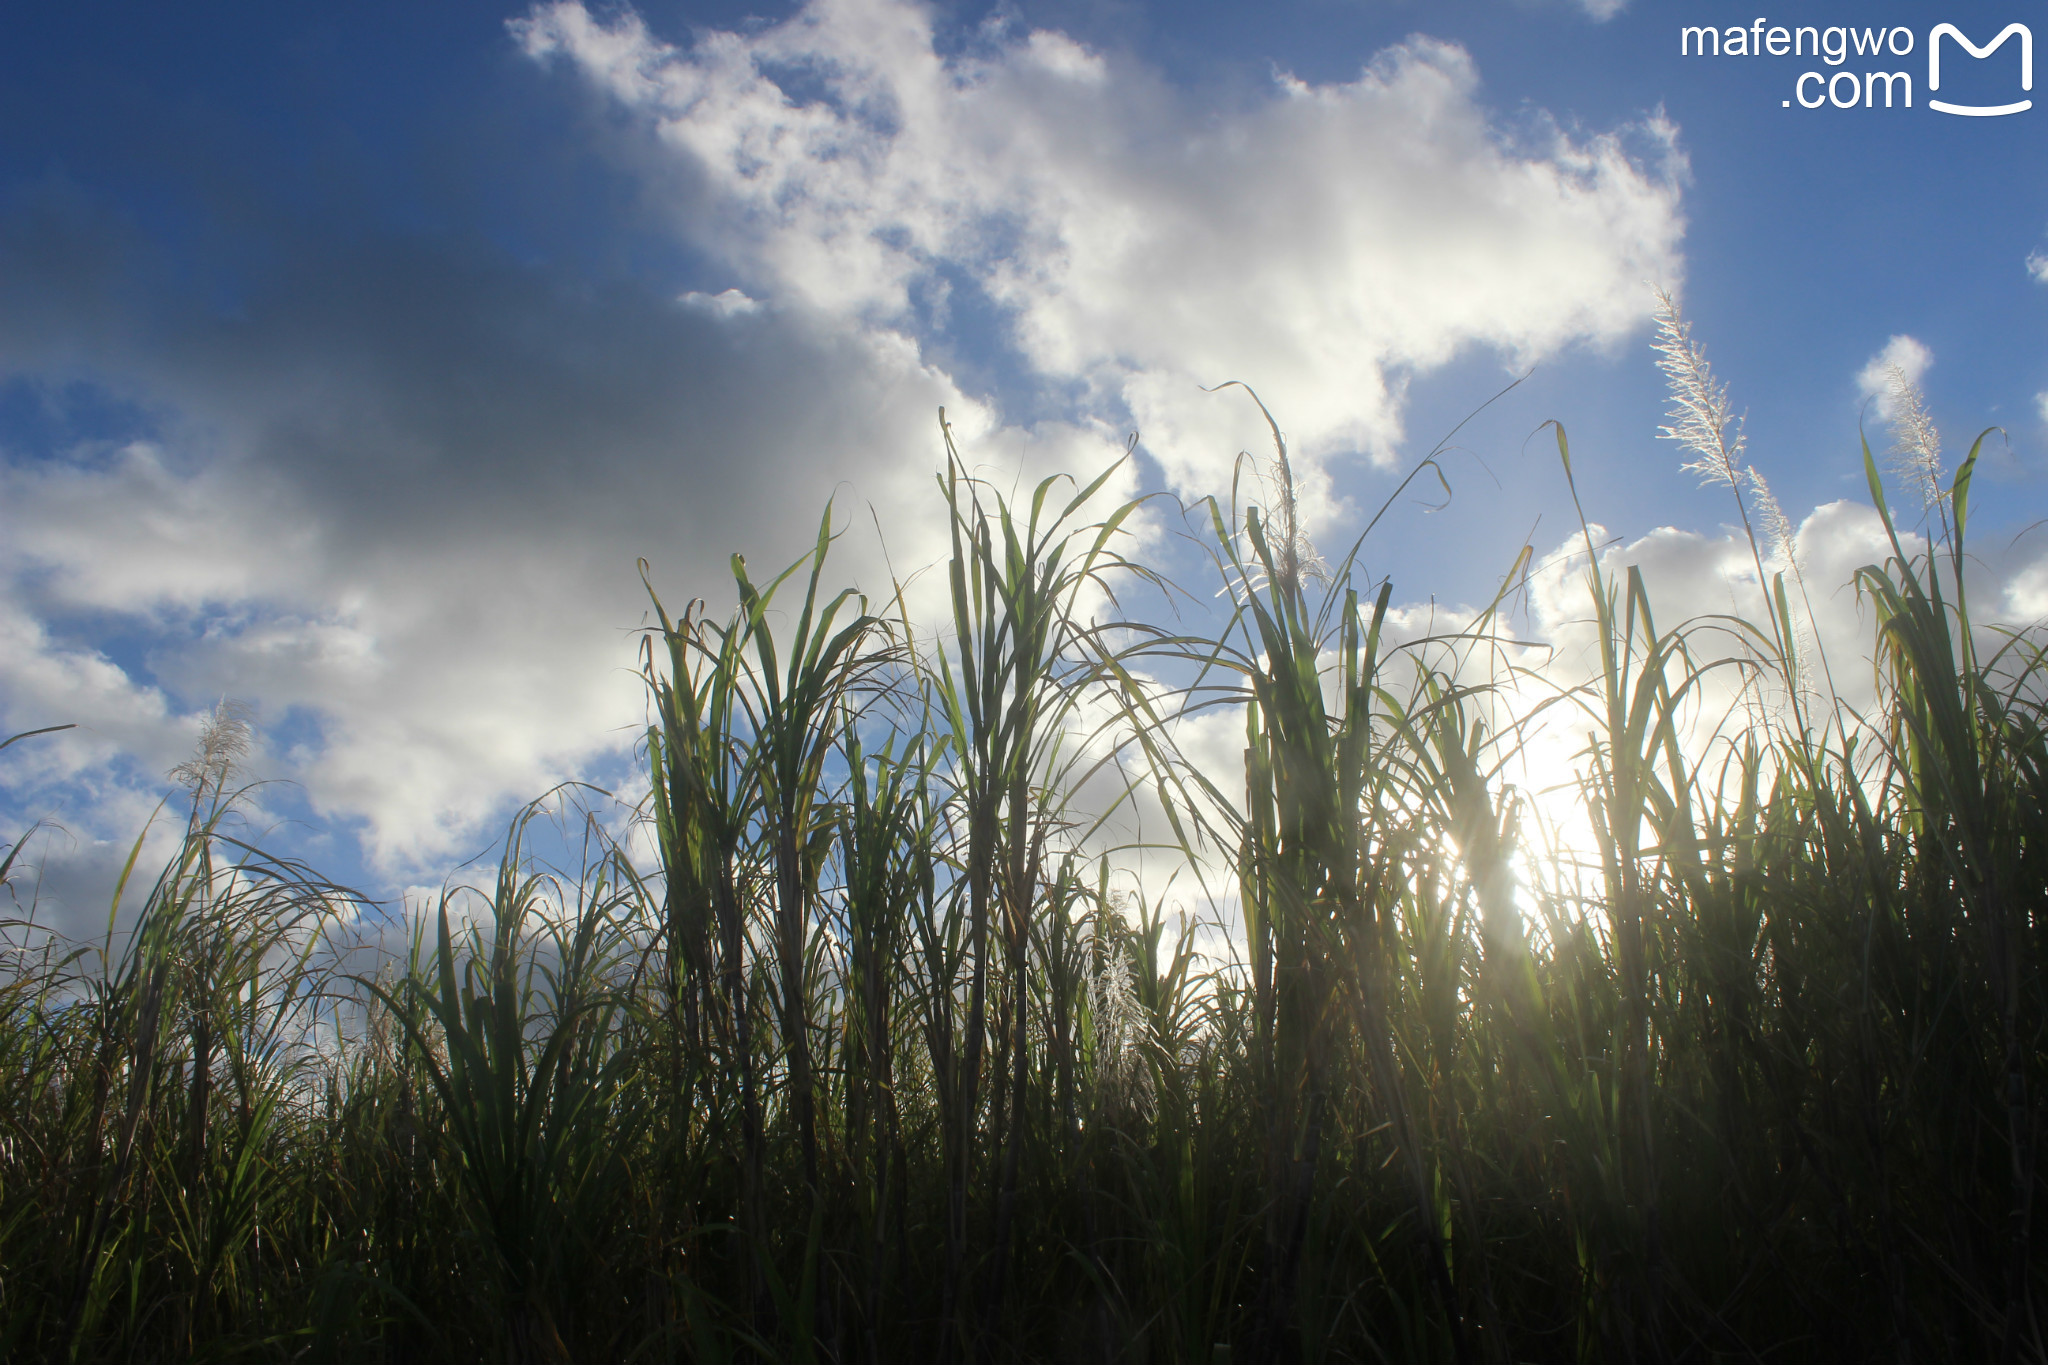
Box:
[682,287,761,317]
[2006,552,2048,620]
[0,258,1129,907]
[1856,334,1932,419]
[2027,249,2048,284]
[4,0,1690,926]
[517,0,1686,515]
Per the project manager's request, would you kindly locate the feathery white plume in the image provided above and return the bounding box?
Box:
[1089,904,1154,1123]
[1881,364,1945,510]
[1651,288,1746,490]
[169,698,255,801]
[1745,466,1796,572]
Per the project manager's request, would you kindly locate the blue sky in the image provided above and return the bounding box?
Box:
[3,0,2044,929]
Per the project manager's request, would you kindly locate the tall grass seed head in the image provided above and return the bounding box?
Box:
[170,697,255,798]
[1882,363,1945,509]
[1651,288,1747,488]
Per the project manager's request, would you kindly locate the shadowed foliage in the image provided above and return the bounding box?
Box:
[1,383,2041,1364]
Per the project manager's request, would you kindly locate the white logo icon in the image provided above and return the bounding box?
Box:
[1928,22,2032,115]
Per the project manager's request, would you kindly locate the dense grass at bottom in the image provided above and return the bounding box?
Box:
[1,393,2043,1364]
